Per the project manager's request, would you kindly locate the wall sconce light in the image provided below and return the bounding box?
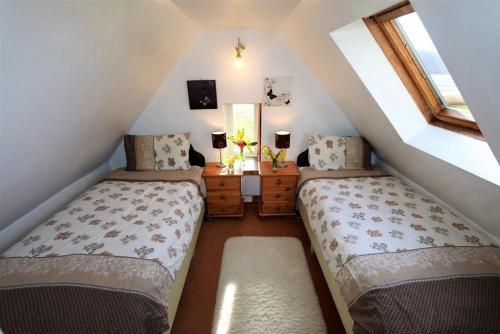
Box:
[233,38,245,69]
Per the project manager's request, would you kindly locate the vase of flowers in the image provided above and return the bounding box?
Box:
[262,145,286,172]
[224,153,239,172]
[228,129,258,167]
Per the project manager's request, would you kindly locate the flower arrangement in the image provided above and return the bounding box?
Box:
[228,129,258,161]
[262,145,287,171]
[224,153,240,171]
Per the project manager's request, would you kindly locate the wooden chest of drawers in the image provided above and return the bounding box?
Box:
[259,161,299,217]
[202,163,243,218]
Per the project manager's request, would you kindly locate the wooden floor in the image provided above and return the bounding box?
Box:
[171,202,345,334]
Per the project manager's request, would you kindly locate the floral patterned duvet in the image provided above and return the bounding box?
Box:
[299,175,500,333]
[4,180,203,279]
[0,178,204,333]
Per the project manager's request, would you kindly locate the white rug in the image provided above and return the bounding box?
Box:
[211,237,327,334]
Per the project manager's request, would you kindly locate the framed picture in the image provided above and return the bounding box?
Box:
[263,77,292,106]
[187,80,218,109]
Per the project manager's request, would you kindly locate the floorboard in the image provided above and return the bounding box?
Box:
[171,202,345,334]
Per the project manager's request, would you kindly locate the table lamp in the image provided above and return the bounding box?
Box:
[275,130,290,167]
[212,131,227,167]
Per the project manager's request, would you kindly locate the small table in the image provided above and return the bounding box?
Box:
[259,161,299,217]
[202,162,244,219]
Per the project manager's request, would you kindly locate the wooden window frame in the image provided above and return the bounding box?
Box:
[224,103,262,158]
[364,1,482,139]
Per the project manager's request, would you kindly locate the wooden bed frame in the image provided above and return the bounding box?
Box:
[298,200,354,334]
[296,150,354,333]
[164,205,204,334]
[163,145,205,333]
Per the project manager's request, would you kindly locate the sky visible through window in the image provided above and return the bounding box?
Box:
[395,12,474,120]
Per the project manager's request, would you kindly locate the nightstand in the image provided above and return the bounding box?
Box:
[202,162,244,219]
[259,161,299,217]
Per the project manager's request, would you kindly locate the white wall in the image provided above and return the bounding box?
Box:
[281,0,500,237]
[110,29,356,172]
[0,162,111,252]
[0,1,199,229]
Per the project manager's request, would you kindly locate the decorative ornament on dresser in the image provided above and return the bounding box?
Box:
[263,77,292,106]
[262,145,287,172]
[187,80,218,109]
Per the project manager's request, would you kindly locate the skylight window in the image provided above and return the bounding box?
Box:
[367,2,480,137]
[395,13,473,121]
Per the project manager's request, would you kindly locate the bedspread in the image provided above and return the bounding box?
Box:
[0,179,203,333]
[299,176,500,333]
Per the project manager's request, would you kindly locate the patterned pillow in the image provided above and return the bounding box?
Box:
[154,133,191,170]
[124,135,155,171]
[345,136,372,170]
[308,135,372,170]
[308,135,346,170]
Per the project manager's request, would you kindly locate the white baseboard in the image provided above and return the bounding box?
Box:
[375,158,500,245]
[0,162,111,252]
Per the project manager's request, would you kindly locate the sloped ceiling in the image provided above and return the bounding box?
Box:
[173,0,300,28]
[0,1,199,228]
[280,0,500,236]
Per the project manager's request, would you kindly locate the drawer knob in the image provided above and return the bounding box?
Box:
[276,178,282,185]
[220,194,226,200]
[219,181,226,186]
[275,193,282,199]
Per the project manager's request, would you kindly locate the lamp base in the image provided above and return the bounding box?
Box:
[216,149,226,168]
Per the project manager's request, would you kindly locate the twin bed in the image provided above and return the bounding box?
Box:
[296,149,500,333]
[0,146,206,334]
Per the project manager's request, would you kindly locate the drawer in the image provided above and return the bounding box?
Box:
[207,190,241,203]
[208,203,242,216]
[262,176,297,189]
[262,187,296,202]
[260,201,296,215]
[205,177,240,191]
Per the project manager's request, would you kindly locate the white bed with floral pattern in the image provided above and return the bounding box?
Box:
[0,169,205,334]
[298,171,500,333]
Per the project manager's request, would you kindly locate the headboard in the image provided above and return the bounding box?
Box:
[296,149,310,167]
[189,145,206,167]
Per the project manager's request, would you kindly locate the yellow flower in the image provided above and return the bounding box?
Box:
[224,153,239,165]
[277,149,287,161]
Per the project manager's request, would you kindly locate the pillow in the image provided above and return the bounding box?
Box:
[124,135,155,171]
[308,135,347,170]
[154,133,191,170]
[345,136,372,170]
[308,135,372,170]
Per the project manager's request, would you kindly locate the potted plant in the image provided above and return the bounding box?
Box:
[228,129,258,164]
[262,145,286,172]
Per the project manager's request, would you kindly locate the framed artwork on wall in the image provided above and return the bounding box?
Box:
[187,80,218,109]
[263,77,292,106]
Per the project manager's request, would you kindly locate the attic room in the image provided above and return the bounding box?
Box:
[0,0,499,333]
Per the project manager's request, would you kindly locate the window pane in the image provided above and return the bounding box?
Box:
[394,12,474,121]
[231,104,256,156]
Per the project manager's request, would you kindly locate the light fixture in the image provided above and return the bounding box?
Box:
[233,38,245,69]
